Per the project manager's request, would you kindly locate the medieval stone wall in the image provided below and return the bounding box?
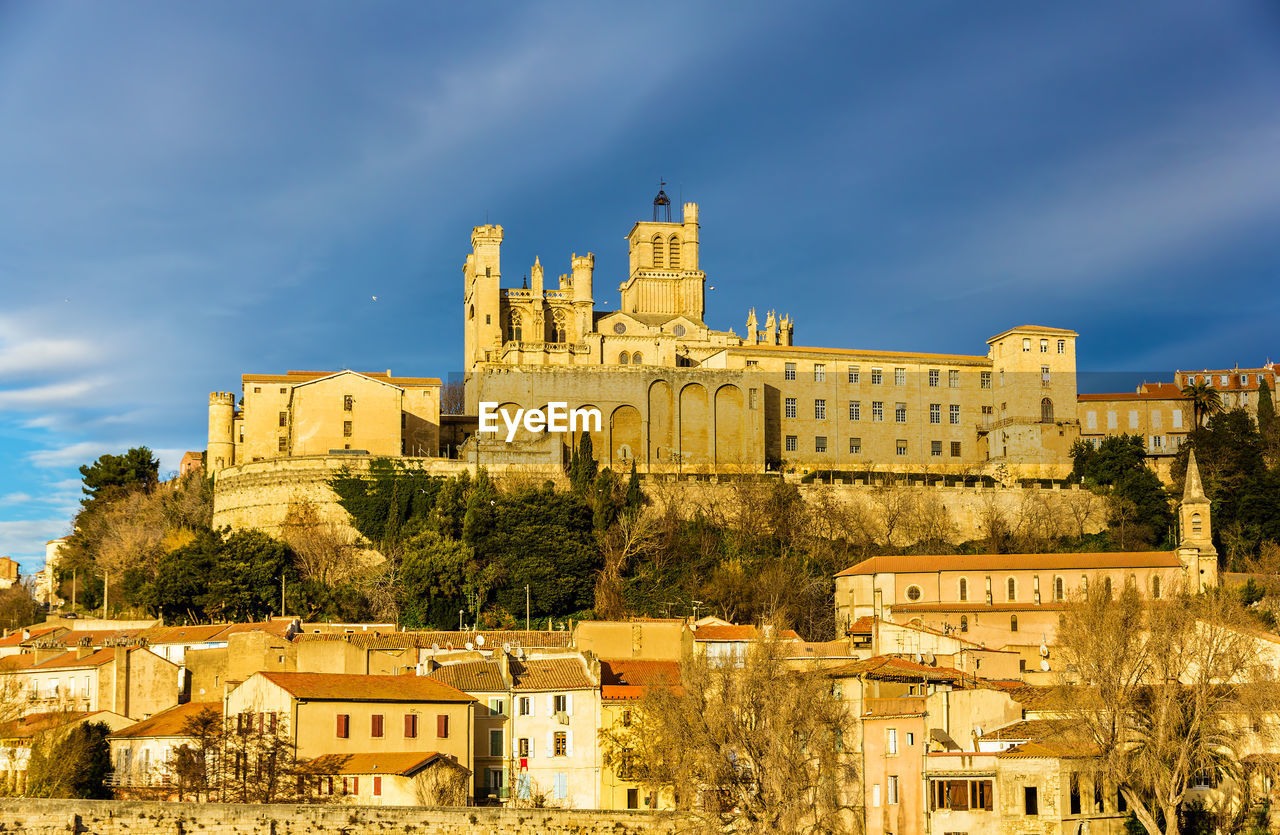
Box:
[0,799,672,835]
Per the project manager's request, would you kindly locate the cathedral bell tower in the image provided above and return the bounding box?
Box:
[1177,449,1218,590]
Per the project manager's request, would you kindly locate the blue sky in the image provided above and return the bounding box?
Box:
[2,2,1279,570]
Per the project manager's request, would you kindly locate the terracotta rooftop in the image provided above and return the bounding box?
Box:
[109,702,221,739]
[0,655,36,672]
[0,711,91,740]
[297,630,574,650]
[302,751,460,776]
[1077,391,1189,402]
[729,344,989,363]
[827,655,972,684]
[24,627,152,648]
[33,647,122,670]
[837,551,1181,577]
[427,660,506,693]
[692,624,759,642]
[600,660,679,687]
[257,672,474,703]
[849,617,874,635]
[510,657,595,691]
[784,640,861,658]
[0,626,65,648]
[979,719,1058,742]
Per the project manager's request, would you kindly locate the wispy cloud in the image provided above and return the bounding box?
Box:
[0,330,100,378]
[26,441,114,469]
[0,377,110,410]
[0,519,68,567]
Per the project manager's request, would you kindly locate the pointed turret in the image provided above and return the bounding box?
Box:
[1177,447,1217,590]
[1183,448,1206,502]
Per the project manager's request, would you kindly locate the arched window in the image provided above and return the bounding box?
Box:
[959,615,968,633]
[1010,615,1019,633]
[1054,576,1064,601]
[632,352,642,365]
[958,578,968,602]
[1103,577,1113,599]
[619,351,629,365]
[1007,577,1016,602]
[1041,398,1054,423]
[1152,576,1161,599]
[905,585,923,602]
[508,311,522,343]
[668,235,681,268]
[652,234,665,268]
[551,310,568,344]
[1192,513,1202,535]
[1081,575,1088,595]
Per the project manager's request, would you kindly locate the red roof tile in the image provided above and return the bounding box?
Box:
[599,660,679,687]
[302,751,462,776]
[0,626,65,648]
[427,660,506,693]
[257,672,474,703]
[692,625,759,642]
[837,551,1181,577]
[109,702,221,739]
[510,657,594,691]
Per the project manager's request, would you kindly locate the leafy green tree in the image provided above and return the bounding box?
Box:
[328,459,440,549]
[202,530,299,622]
[143,530,220,623]
[1069,436,1173,547]
[1259,379,1275,437]
[398,528,475,628]
[1181,381,1224,428]
[79,447,160,503]
[570,433,598,493]
[624,461,644,518]
[592,468,622,531]
[26,721,112,798]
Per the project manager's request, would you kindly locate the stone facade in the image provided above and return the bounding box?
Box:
[0,799,672,834]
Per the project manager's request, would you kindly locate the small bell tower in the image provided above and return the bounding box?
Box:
[1177,449,1218,590]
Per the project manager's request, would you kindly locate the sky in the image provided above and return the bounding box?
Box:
[2,1,1279,571]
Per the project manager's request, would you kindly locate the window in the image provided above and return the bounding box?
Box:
[895,403,907,423]
[371,714,384,738]
[1024,786,1039,816]
[930,403,941,424]
[551,310,567,343]
[888,775,899,804]
[1041,398,1054,423]
[814,399,826,420]
[519,697,531,716]
[928,369,940,387]
[1152,576,1161,599]
[437,714,449,738]
[960,615,968,632]
[949,404,960,425]
[981,371,992,389]
[1040,338,1048,353]
[1057,339,1066,354]
[518,737,530,757]
[848,366,860,383]
[1011,615,1019,632]
[949,369,960,388]
[905,585,922,602]
[1107,411,1117,429]
[554,732,568,757]
[253,386,261,393]
[815,436,827,453]
[887,728,898,755]
[872,401,884,422]
[619,352,629,365]
[373,775,382,797]
[489,698,506,716]
[896,440,907,456]
[1054,576,1064,601]
[508,312,523,342]
[1022,338,1031,352]
[894,367,906,386]
[554,694,568,713]
[1087,410,1097,430]
[1129,409,1139,429]
[951,441,962,457]
[651,234,664,268]
[907,732,914,746]
[669,235,681,268]
[490,729,504,757]
[343,421,353,437]
[849,437,861,454]
[278,437,287,453]
[632,352,642,365]
[871,368,883,385]
[749,388,759,410]
[554,772,568,800]
[814,363,826,382]
[1191,513,1202,534]
[849,401,861,421]
[931,440,942,457]
[785,398,797,418]
[784,362,796,381]
[278,411,287,427]
[628,788,639,809]
[959,578,969,601]
[785,435,797,452]
[336,714,350,738]
[872,784,881,808]
[1041,365,1051,386]
[1007,577,1016,601]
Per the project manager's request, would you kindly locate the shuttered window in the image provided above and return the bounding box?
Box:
[335,714,349,738]
[437,714,449,738]
[404,714,418,738]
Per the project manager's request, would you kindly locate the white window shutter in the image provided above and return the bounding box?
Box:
[530,736,536,758]
[565,693,573,716]
[546,730,553,757]
[565,729,573,758]
[547,695,554,717]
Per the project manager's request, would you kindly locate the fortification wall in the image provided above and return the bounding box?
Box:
[0,799,672,834]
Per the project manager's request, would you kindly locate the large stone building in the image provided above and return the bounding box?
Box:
[464,194,1080,478]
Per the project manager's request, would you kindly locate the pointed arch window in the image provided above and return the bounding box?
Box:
[551,310,568,344]
[668,236,681,268]
[1054,576,1064,602]
[507,311,523,343]
[1152,576,1161,599]
[619,351,629,365]
[652,235,665,268]
[1041,398,1054,423]
[632,352,643,365]
[958,578,968,602]
[1007,577,1016,602]
[959,615,968,633]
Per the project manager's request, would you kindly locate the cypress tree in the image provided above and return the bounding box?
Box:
[1259,379,1275,438]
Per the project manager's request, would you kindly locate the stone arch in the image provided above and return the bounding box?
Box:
[610,405,643,471]
[648,380,674,469]
[570,403,605,464]
[714,384,745,471]
[679,382,711,471]
[619,351,629,365]
[651,234,665,268]
[1041,397,1054,423]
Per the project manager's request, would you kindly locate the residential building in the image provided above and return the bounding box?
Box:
[108,701,221,794]
[598,659,679,811]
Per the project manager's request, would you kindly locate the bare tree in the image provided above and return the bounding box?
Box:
[440,380,466,415]
[595,509,658,620]
[411,763,470,806]
[1055,583,1277,835]
[601,631,859,834]
[281,499,360,586]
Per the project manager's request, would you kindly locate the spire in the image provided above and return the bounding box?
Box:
[1183,448,1206,502]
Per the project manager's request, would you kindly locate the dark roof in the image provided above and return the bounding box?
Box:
[257,672,474,703]
[427,660,506,693]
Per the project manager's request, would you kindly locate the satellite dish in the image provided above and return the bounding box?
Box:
[517,648,526,659]
[924,653,936,666]
[973,726,983,738]
[914,654,923,663]
[475,635,486,647]
[431,643,440,652]
[1040,659,1050,672]
[1039,644,1049,657]
[465,642,474,651]
[503,643,512,654]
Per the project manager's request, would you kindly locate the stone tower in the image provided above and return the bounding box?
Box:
[1177,449,1218,590]
[208,392,236,474]
[620,201,704,321]
[464,224,504,371]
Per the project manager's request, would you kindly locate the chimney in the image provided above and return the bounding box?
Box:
[76,646,93,659]
[111,648,130,718]
[500,650,513,689]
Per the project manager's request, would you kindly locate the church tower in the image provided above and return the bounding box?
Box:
[464,224,504,372]
[620,190,705,322]
[1177,449,1218,590]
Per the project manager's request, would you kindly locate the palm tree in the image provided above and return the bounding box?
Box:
[1180,380,1223,427]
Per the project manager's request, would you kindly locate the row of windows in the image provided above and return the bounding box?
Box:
[331,712,443,739]
[940,573,1164,606]
[1020,337,1068,354]
[506,310,569,344]
[783,364,995,389]
[1086,409,1186,431]
[784,399,970,425]
[784,436,962,457]
[650,234,682,269]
